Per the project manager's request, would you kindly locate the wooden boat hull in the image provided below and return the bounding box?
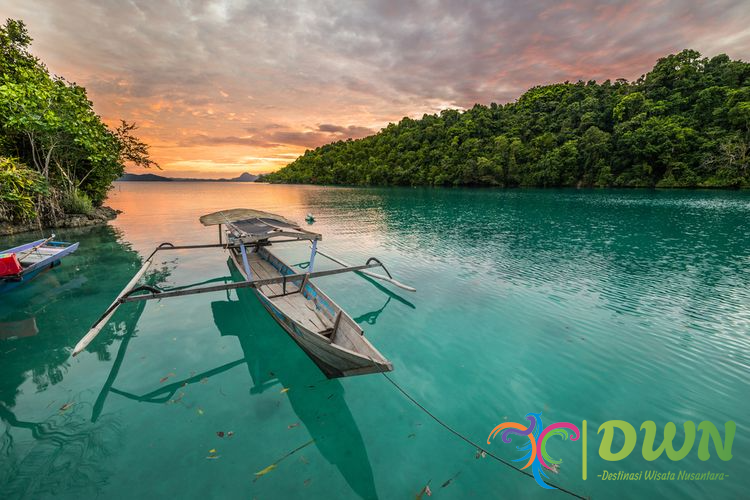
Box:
[228,246,393,378]
[0,240,79,294]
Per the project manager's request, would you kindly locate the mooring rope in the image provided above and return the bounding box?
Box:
[380,372,589,499]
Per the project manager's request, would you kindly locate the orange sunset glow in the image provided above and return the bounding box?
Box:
[4,0,750,178]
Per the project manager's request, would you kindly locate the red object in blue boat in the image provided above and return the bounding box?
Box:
[0,253,23,277]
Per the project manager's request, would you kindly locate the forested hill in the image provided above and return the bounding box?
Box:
[265,50,750,188]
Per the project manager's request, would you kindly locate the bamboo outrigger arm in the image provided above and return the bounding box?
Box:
[119,262,384,303]
[72,241,389,357]
[313,248,416,292]
[71,243,168,356]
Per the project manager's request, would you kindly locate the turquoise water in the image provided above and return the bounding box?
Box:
[1,183,748,499]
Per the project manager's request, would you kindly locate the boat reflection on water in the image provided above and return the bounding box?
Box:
[93,260,379,499]
[0,317,39,340]
[0,276,89,341]
[352,275,415,325]
[212,262,379,500]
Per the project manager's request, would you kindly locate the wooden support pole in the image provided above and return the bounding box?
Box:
[309,239,318,273]
[239,243,252,278]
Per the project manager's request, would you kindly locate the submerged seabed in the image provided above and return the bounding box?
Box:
[1,183,748,499]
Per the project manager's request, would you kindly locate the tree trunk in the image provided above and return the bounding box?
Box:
[43,143,55,181]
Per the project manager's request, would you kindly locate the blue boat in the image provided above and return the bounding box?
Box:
[0,236,80,294]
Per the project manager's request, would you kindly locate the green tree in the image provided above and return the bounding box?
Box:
[0,18,157,221]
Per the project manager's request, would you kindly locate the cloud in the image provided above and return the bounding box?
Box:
[317,124,375,138]
[4,0,750,176]
[182,122,377,150]
[179,134,280,148]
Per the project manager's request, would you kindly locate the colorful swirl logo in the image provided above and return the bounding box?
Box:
[487,412,580,489]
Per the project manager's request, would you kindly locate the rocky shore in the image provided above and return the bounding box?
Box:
[0,206,120,236]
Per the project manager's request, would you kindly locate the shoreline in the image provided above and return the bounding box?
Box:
[257,181,748,190]
[0,206,120,237]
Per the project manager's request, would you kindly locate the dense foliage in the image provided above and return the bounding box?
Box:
[266,50,750,188]
[0,19,156,224]
[0,156,46,222]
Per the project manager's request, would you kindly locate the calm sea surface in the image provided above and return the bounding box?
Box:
[1,182,749,499]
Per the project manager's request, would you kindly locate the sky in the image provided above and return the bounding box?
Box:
[3,0,750,178]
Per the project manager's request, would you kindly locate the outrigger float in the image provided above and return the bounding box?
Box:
[73,209,415,378]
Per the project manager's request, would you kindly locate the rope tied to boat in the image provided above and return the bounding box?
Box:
[377,370,590,499]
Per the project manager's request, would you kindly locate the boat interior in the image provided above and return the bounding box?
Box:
[236,248,382,358]
[244,251,331,332]
[18,246,62,265]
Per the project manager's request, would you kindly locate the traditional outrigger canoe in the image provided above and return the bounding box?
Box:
[0,236,80,294]
[73,209,415,378]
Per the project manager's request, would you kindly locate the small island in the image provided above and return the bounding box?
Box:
[118,172,258,182]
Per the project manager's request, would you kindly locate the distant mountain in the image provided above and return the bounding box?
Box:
[119,173,172,182]
[118,172,259,182]
[233,172,257,182]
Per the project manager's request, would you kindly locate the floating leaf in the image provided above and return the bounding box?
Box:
[209,449,216,453]
[441,471,461,488]
[253,440,315,482]
[255,464,277,477]
[280,388,289,393]
[169,392,185,404]
[416,481,432,500]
